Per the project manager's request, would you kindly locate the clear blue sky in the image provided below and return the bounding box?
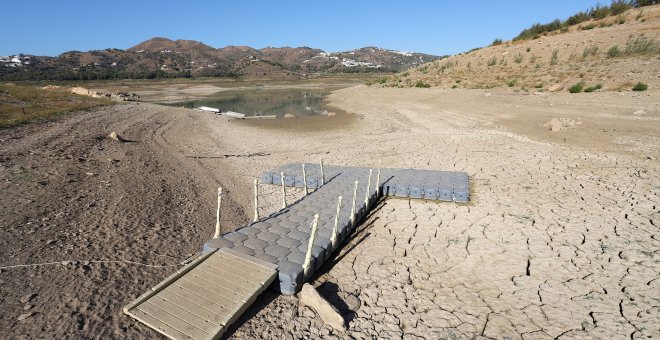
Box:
[1,0,604,56]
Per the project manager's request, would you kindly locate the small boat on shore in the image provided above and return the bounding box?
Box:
[221,111,246,119]
[195,106,276,119]
[195,106,220,113]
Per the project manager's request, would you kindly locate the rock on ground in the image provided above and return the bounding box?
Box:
[298,283,346,331]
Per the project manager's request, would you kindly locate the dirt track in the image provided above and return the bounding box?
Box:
[0,87,658,339]
[0,103,251,338]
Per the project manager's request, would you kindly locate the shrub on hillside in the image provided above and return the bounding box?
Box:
[414,80,431,88]
[580,23,597,30]
[632,0,659,6]
[487,57,497,66]
[569,82,584,93]
[550,49,559,65]
[566,12,590,26]
[632,82,648,91]
[512,1,656,42]
[611,0,633,14]
[625,37,660,55]
[589,4,612,19]
[584,84,603,92]
[583,46,599,58]
[491,38,503,46]
[513,54,523,63]
[607,45,621,58]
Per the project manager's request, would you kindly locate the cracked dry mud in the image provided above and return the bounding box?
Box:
[227,88,659,339]
[1,87,658,339]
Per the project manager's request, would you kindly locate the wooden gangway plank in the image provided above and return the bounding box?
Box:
[124,248,278,340]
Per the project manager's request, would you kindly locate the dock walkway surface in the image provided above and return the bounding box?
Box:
[205,163,469,295]
[123,248,278,340]
[125,163,469,339]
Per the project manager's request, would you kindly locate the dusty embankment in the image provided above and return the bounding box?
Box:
[0,103,252,338]
[0,86,658,339]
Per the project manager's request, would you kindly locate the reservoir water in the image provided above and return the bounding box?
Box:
[174,88,335,118]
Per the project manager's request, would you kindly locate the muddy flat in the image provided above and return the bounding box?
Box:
[0,87,658,339]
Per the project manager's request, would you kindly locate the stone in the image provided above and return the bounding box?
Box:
[17,312,36,321]
[20,293,36,304]
[547,84,563,92]
[107,132,126,142]
[298,284,346,331]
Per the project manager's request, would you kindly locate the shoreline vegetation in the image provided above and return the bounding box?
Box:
[0,83,111,128]
[490,0,659,45]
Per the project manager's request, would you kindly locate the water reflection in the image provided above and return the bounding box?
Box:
[173,89,333,118]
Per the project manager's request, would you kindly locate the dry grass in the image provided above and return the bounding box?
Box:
[0,83,112,128]
[380,4,660,91]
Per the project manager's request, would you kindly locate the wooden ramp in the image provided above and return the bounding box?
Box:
[123,248,278,340]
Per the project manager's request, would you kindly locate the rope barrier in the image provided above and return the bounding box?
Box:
[0,259,184,270]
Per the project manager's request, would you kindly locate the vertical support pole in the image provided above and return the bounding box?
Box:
[320,157,325,186]
[331,196,343,249]
[350,180,358,226]
[302,213,320,277]
[214,187,222,238]
[280,172,287,209]
[253,179,259,222]
[302,163,308,195]
[365,169,373,207]
[376,161,382,197]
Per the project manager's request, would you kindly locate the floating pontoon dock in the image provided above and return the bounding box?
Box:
[125,162,469,339]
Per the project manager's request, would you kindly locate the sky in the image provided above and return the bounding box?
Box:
[1,0,605,57]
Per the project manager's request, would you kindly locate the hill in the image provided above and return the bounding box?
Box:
[381,4,660,92]
[0,38,441,81]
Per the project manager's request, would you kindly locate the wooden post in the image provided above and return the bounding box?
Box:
[350,180,358,226]
[302,213,320,277]
[253,179,259,222]
[376,161,382,196]
[365,169,373,207]
[331,196,342,249]
[281,172,287,209]
[302,163,308,195]
[320,157,325,186]
[214,187,223,238]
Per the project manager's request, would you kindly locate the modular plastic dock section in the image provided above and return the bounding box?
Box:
[126,163,469,339]
[204,163,469,295]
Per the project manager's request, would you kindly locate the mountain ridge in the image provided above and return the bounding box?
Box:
[0,37,442,81]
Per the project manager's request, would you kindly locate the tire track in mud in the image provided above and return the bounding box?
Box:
[0,103,250,339]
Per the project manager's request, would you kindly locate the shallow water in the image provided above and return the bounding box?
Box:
[173,88,334,118]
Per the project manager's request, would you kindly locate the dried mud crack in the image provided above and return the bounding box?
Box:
[1,86,659,339]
